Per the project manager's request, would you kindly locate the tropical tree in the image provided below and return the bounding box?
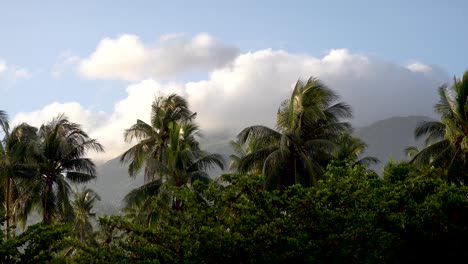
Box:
[228,137,263,175]
[121,94,224,212]
[0,111,37,239]
[120,94,196,182]
[409,71,468,184]
[71,187,100,245]
[17,114,104,225]
[236,77,352,190]
[333,133,379,167]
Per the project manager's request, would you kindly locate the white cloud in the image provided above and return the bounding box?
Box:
[14,48,449,162]
[0,59,31,79]
[13,102,107,133]
[406,62,432,73]
[13,68,32,79]
[78,33,239,81]
[0,60,6,74]
[51,51,80,78]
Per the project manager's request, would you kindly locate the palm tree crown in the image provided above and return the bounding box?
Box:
[0,111,37,238]
[121,94,196,181]
[18,114,104,225]
[410,71,468,184]
[235,77,352,190]
[333,133,379,167]
[121,94,224,212]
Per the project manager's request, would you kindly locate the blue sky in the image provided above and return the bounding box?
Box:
[0,0,466,160]
[1,1,465,70]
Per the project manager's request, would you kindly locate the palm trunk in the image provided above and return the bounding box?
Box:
[43,178,53,225]
[11,208,16,238]
[80,226,85,244]
[173,176,184,211]
[5,177,10,240]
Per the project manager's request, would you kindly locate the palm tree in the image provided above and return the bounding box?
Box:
[410,71,468,184]
[18,114,104,225]
[122,181,162,227]
[333,133,379,167]
[120,94,196,182]
[165,121,224,187]
[228,138,263,175]
[236,77,352,190]
[121,94,224,213]
[71,187,100,244]
[0,111,37,239]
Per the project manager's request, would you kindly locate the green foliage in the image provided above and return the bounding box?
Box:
[0,223,70,263]
[71,165,468,263]
[383,160,413,183]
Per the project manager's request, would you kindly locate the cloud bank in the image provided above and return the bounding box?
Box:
[14,45,449,161]
[78,33,239,81]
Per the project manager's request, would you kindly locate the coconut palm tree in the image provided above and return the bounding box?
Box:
[120,94,196,182]
[121,95,224,215]
[410,71,468,184]
[0,111,37,239]
[121,180,162,227]
[228,137,263,175]
[333,133,379,167]
[236,77,352,190]
[123,119,224,213]
[18,114,104,225]
[71,187,100,244]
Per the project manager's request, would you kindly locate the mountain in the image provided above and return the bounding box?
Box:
[89,157,144,213]
[90,115,434,209]
[355,115,433,172]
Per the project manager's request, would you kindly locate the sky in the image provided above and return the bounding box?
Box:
[0,0,467,161]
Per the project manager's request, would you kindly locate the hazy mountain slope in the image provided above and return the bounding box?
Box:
[355,115,433,172]
[89,157,144,211]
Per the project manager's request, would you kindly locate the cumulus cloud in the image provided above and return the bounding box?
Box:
[13,102,108,132]
[78,33,239,81]
[14,48,449,161]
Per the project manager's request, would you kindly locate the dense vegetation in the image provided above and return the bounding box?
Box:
[1,73,468,263]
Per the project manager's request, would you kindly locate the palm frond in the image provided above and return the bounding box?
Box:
[123,119,156,143]
[0,110,10,134]
[355,156,380,167]
[262,149,286,190]
[237,145,278,174]
[189,152,225,172]
[237,125,281,145]
[404,146,420,160]
[123,180,162,206]
[410,139,451,168]
[414,121,446,144]
[66,171,97,183]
